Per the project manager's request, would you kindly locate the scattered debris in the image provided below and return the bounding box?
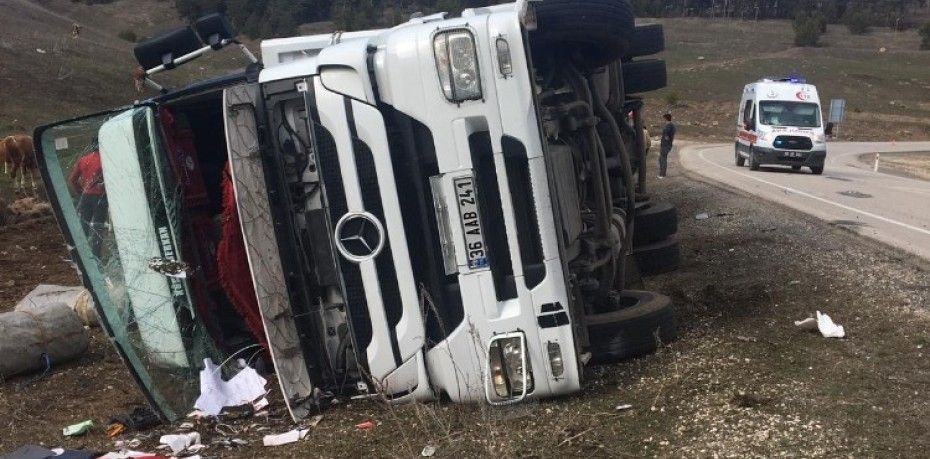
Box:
[421,444,437,457]
[355,420,375,430]
[36,48,46,54]
[736,335,758,343]
[98,451,164,459]
[306,414,324,428]
[193,358,268,416]
[62,420,94,436]
[262,428,309,446]
[695,212,709,220]
[788,280,801,285]
[615,403,633,411]
[795,311,845,338]
[159,432,202,454]
[109,406,160,434]
[113,439,143,450]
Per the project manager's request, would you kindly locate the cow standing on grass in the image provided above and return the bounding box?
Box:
[1,135,38,193]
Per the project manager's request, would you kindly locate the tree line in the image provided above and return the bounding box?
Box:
[633,0,930,28]
[172,0,930,38]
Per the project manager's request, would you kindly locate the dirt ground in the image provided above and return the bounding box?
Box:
[2,149,930,457]
[859,151,930,182]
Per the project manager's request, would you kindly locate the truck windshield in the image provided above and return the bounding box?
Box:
[759,101,821,128]
[37,107,221,420]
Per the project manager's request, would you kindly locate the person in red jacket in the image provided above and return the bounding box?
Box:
[68,140,108,256]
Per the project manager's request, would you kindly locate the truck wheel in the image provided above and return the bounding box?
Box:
[532,0,634,68]
[632,236,680,276]
[633,200,678,247]
[586,290,678,364]
[811,165,824,175]
[748,149,760,171]
[624,24,665,59]
[622,59,667,94]
[735,147,746,166]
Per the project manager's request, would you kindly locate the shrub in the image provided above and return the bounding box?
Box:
[663,91,680,107]
[843,10,871,35]
[920,22,930,50]
[793,14,824,47]
[117,29,138,42]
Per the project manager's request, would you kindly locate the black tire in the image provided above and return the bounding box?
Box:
[586,290,678,364]
[625,24,665,59]
[811,165,824,175]
[532,0,634,68]
[735,146,746,166]
[633,200,678,246]
[622,59,667,94]
[749,149,760,171]
[632,236,680,276]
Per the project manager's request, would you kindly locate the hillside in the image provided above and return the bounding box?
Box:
[0,0,247,135]
[639,18,930,142]
[2,3,929,150]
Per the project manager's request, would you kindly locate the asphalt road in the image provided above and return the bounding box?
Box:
[679,141,930,261]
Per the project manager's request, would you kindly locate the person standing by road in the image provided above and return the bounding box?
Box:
[658,112,676,178]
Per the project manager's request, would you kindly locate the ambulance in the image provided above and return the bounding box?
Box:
[735,77,827,174]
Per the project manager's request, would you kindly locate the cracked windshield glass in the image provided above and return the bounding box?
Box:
[38,107,223,419]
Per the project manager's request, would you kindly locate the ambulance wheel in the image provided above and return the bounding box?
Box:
[586,290,678,364]
[811,165,824,175]
[532,0,634,68]
[748,150,761,171]
[735,147,746,167]
[633,200,678,247]
[632,236,680,276]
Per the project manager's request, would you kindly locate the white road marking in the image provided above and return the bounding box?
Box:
[696,147,930,237]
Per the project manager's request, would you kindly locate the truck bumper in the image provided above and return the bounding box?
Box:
[743,145,827,168]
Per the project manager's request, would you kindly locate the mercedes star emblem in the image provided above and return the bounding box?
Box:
[334,212,385,263]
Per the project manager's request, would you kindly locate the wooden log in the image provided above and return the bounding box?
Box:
[0,302,89,378]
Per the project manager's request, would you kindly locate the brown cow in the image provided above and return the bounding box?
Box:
[2,135,38,192]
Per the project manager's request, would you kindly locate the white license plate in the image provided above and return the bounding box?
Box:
[784,151,804,158]
[454,176,489,270]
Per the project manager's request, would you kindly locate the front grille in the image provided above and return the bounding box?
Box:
[349,133,403,366]
[313,123,373,366]
[382,106,464,349]
[469,131,517,301]
[773,136,813,151]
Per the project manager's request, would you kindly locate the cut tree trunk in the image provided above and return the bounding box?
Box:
[0,302,89,379]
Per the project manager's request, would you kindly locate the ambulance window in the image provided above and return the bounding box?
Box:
[742,100,753,125]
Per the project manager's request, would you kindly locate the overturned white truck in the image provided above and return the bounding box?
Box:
[34,0,679,421]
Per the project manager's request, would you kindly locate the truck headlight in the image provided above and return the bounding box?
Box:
[813,134,826,143]
[487,334,535,402]
[433,29,482,102]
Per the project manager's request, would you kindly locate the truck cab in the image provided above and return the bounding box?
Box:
[34,0,675,422]
[735,77,828,174]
